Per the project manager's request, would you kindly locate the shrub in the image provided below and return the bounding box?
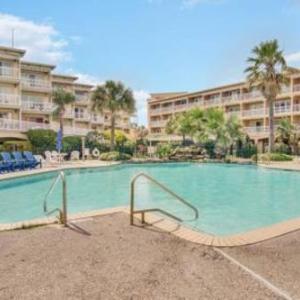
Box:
[155,143,173,159]
[236,143,257,158]
[202,140,216,158]
[253,153,293,162]
[62,136,82,153]
[99,151,131,161]
[274,143,291,155]
[27,129,56,154]
[1,140,32,152]
[117,140,135,155]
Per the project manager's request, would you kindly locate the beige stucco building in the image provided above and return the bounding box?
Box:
[0,45,131,141]
[148,69,300,149]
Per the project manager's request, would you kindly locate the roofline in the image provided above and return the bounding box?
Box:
[0,45,26,56]
[52,73,79,80]
[21,60,56,70]
[73,82,94,88]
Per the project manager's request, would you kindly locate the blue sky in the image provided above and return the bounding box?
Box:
[0,0,300,124]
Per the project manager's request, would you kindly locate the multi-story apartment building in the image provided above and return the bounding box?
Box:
[148,69,300,149]
[0,45,131,141]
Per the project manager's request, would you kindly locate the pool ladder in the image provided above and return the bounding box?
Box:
[130,173,199,225]
[43,171,67,226]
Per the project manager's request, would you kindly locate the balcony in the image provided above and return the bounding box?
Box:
[150,120,168,127]
[173,104,187,112]
[160,106,173,113]
[222,94,241,104]
[74,112,90,122]
[242,108,265,118]
[0,66,19,82]
[63,109,74,119]
[293,84,300,93]
[75,94,89,105]
[204,98,222,107]
[274,105,291,115]
[241,91,262,101]
[226,111,240,118]
[150,108,161,115]
[293,104,300,113]
[0,93,20,108]
[91,115,104,124]
[21,78,51,92]
[0,118,50,132]
[21,100,56,114]
[244,126,268,135]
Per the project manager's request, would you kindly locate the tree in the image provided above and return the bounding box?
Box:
[91,81,136,150]
[165,112,193,145]
[245,40,288,152]
[52,88,75,134]
[225,115,244,155]
[276,119,299,154]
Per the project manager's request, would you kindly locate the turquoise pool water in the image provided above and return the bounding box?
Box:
[0,163,300,236]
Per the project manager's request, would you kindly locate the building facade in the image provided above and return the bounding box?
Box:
[148,70,300,148]
[0,45,131,141]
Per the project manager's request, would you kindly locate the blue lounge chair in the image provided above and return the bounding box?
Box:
[23,151,41,169]
[0,152,16,171]
[0,161,8,173]
[12,151,28,169]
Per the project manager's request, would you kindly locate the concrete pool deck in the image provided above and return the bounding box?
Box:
[0,212,295,300]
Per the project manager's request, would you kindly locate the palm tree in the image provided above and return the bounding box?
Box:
[52,88,75,134]
[225,115,244,155]
[276,119,299,154]
[91,80,136,150]
[165,112,192,145]
[245,40,288,153]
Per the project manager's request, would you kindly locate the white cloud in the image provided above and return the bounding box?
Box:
[285,51,300,63]
[148,0,223,7]
[0,13,71,64]
[65,69,103,86]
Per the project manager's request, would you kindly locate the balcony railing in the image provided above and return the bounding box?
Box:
[91,115,104,124]
[204,98,221,107]
[293,104,300,112]
[63,109,74,119]
[244,126,268,135]
[226,111,240,117]
[0,93,20,107]
[161,106,173,113]
[0,66,19,81]
[75,95,89,104]
[21,100,56,113]
[242,108,265,117]
[74,112,90,121]
[274,106,291,114]
[0,118,50,132]
[222,94,241,104]
[241,91,262,101]
[174,104,187,111]
[21,78,51,91]
[150,120,168,127]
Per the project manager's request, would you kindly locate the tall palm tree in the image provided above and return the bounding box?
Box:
[225,115,244,155]
[52,88,75,134]
[276,119,299,154]
[91,80,136,150]
[245,40,287,153]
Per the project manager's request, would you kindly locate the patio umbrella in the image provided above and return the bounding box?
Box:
[56,128,63,153]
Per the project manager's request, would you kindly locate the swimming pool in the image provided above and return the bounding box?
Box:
[0,163,300,236]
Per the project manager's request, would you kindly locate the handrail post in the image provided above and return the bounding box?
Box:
[130,180,134,225]
[61,172,67,226]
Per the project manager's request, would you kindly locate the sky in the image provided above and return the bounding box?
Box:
[0,0,300,125]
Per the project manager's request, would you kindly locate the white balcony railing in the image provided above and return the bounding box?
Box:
[222,94,241,104]
[161,106,173,113]
[244,126,268,135]
[0,118,50,132]
[21,101,56,113]
[226,111,240,117]
[0,93,20,107]
[293,104,300,112]
[241,91,262,101]
[150,120,168,127]
[75,95,89,104]
[173,104,187,111]
[242,108,265,117]
[274,105,291,114]
[74,112,90,121]
[63,109,74,119]
[91,115,104,124]
[0,66,19,80]
[21,78,51,91]
[204,98,222,107]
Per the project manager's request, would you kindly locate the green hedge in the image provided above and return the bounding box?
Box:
[62,136,82,153]
[27,129,56,154]
[99,151,131,161]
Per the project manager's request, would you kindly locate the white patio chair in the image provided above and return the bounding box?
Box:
[71,151,80,160]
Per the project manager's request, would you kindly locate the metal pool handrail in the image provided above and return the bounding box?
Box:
[130,172,199,225]
[43,171,67,226]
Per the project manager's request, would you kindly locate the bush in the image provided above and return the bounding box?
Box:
[62,136,82,153]
[202,140,216,158]
[117,140,135,155]
[1,140,32,152]
[99,151,131,161]
[274,143,291,155]
[27,129,56,154]
[155,143,173,159]
[236,143,257,158]
[253,153,293,162]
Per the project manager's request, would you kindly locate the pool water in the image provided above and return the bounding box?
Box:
[0,163,300,236]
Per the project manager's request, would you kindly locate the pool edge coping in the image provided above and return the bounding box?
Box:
[1,206,300,247]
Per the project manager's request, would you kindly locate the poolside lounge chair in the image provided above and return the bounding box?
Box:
[12,151,28,169]
[70,151,80,160]
[23,151,41,169]
[0,152,17,171]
